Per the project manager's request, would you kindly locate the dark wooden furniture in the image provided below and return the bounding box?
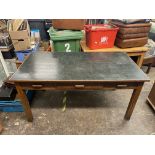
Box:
[143,56,155,74]
[0,121,3,133]
[147,81,155,110]
[9,52,149,122]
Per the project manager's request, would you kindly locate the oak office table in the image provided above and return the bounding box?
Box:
[80,40,148,67]
[9,52,149,122]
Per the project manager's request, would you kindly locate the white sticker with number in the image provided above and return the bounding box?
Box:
[65,43,71,52]
[101,36,108,43]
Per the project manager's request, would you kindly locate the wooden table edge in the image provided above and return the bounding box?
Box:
[9,79,150,83]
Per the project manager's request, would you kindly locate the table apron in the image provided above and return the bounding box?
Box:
[15,82,144,90]
[127,52,145,57]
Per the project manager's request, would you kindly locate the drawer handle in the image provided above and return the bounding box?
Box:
[74,85,85,88]
[117,84,128,88]
[32,85,43,88]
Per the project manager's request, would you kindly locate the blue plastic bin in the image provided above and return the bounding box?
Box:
[15,51,31,61]
[0,90,34,112]
[15,42,39,61]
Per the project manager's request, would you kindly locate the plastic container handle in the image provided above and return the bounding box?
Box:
[84,25,91,32]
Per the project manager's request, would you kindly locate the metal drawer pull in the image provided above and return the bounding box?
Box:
[74,85,85,88]
[117,84,128,88]
[32,85,43,88]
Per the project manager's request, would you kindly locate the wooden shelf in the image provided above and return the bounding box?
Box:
[80,40,148,53]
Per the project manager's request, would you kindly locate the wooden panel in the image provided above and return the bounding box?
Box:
[15,83,33,122]
[17,81,143,90]
[147,82,155,110]
[12,19,24,31]
[80,41,148,52]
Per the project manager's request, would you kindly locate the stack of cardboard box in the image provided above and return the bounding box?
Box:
[111,20,151,48]
[8,19,31,51]
[52,19,86,30]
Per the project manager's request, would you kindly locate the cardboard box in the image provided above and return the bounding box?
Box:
[52,19,86,30]
[8,19,31,51]
[12,38,31,51]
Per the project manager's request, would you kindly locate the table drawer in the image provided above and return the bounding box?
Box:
[16,82,141,90]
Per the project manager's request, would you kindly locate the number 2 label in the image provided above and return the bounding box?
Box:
[65,43,71,52]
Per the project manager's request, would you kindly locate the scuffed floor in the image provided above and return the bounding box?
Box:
[0,67,155,135]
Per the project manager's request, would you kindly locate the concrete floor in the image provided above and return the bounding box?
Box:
[0,67,155,135]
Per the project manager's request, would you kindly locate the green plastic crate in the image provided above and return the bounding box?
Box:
[48,27,84,52]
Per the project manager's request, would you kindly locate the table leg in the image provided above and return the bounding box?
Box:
[15,83,33,122]
[124,84,143,120]
[137,53,144,67]
[146,63,152,74]
[0,120,3,133]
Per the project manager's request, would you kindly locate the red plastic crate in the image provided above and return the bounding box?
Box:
[85,24,119,49]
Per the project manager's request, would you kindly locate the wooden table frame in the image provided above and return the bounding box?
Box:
[15,80,144,122]
[80,41,148,67]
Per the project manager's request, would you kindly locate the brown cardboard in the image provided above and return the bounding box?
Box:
[9,20,30,39]
[12,38,31,51]
[8,19,31,51]
[115,37,148,48]
[117,32,148,39]
[52,19,86,30]
[9,30,30,39]
[12,19,24,31]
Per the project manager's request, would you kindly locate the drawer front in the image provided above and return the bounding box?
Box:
[16,82,141,90]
